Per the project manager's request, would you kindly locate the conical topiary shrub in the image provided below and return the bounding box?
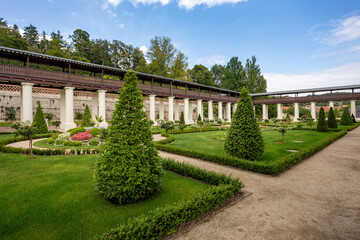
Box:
[327,107,337,129]
[180,111,185,125]
[316,107,328,132]
[224,87,264,161]
[32,102,48,134]
[81,104,92,127]
[341,107,352,125]
[95,70,162,204]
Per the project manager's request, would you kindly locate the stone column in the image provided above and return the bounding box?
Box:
[91,92,99,121]
[218,102,223,120]
[233,103,238,113]
[20,82,34,123]
[98,90,108,128]
[329,101,334,109]
[208,100,214,120]
[277,103,283,119]
[294,103,300,122]
[197,99,203,120]
[149,95,156,123]
[188,101,193,124]
[262,104,268,120]
[310,102,316,121]
[168,96,174,121]
[159,98,165,120]
[226,102,231,122]
[350,100,356,118]
[60,87,76,131]
[184,98,189,124]
[174,99,179,121]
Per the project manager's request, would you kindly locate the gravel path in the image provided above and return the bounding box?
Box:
[6,138,48,150]
[158,128,360,240]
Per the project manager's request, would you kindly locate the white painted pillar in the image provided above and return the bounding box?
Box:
[149,95,156,123]
[226,102,231,122]
[310,102,316,121]
[233,103,238,113]
[184,98,190,124]
[197,99,203,120]
[98,90,108,128]
[262,104,268,120]
[168,96,174,121]
[159,98,165,120]
[218,102,223,120]
[20,83,34,123]
[277,103,283,119]
[350,100,356,118]
[91,92,99,121]
[174,99,179,121]
[294,103,300,122]
[60,87,76,131]
[188,101,193,124]
[329,101,334,109]
[208,100,213,120]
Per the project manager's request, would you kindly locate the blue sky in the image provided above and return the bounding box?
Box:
[1,0,360,91]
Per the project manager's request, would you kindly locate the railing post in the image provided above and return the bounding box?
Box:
[68,64,71,84]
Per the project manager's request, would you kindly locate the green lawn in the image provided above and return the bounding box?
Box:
[0,153,210,240]
[34,139,101,150]
[169,128,347,163]
[0,134,14,141]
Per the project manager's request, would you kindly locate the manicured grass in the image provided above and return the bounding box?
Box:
[0,153,210,240]
[34,139,101,149]
[0,122,14,127]
[169,129,347,163]
[0,134,14,141]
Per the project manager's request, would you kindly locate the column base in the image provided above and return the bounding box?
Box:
[99,122,109,128]
[60,123,77,132]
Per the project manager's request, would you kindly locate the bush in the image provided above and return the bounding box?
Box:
[327,107,337,129]
[90,127,101,137]
[64,141,83,147]
[88,139,99,146]
[5,107,16,122]
[69,127,86,136]
[81,104,93,127]
[224,87,264,161]
[341,107,353,125]
[180,111,185,125]
[317,107,329,132]
[95,70,163,205]
[55,139,65,145]
[32,102,48,134]
[47,138,55,145]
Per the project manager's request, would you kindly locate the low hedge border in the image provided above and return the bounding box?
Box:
[155,123,360,175]
[98,158,243,240]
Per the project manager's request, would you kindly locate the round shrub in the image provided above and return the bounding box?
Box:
[55,139,65,145]
[90,127,101,137]
[64,141,83,147]
[47,138,55,145]
[95,70,163,205]
[88,139,99,146]
[69,127,86,136]
[224,87,264,161]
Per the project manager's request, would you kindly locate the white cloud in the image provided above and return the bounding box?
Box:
[264,62,360,92]
[140,45,148,53]
[107,0,123,7]
[178,0,247,9]
[195,55,227,66]
[107,9,117,17]
[116,23,125,28]
[130,0,170,7]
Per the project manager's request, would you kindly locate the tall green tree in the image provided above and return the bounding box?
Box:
[23,24,39,51]
[222,57,246,92]
[190,64,214,86]
[169,51,188,80]
[32,102,48,134]
[224,87,264,160]
[244,56,267,93]
[211,64,225,87]
[95,70,162,204]
[147,36,176,77]
[316,107,328,132]
[69,29,91,59]
[327,107,338,129]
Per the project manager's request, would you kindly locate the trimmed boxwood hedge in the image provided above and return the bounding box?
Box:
[97,158,243,240]
[155,123,360,175]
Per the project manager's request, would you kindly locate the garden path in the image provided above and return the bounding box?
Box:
[158,128,360,240]
[7,138,48,150]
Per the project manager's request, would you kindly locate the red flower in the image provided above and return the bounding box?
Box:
[71,130,93,141]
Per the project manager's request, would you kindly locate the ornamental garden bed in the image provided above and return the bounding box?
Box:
[0,152,242,240]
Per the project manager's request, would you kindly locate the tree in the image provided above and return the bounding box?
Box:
[190,64,214,86]
[95,70,162,204]
[23,24,39,50]
[317,107,329,132]
[197,114,202,122]
[222,57,246,92]
[178,123,186,140]
[5,107,16,122]
[211,64,225,87]
[278,127,286,144]
[307,118,315,136]
[32,102,48,134]
[297,123,303,140]
[69,29,91,59]
[147,36,176,77]
[340,107,352,125]
[169,51,188,80]
[13,121,37,159]
[244,56,267,93]
[160,121,173,144]
[327,107,338,129]
[224,87,264,160]
[180,111,185,125]
[197,120,204,132]
[81,104,92,127]
[52,120,61,129]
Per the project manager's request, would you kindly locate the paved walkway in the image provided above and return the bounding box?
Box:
[7,138,48,150]
[158,128,360,240]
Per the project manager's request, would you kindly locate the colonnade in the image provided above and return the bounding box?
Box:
[261,101,357,121]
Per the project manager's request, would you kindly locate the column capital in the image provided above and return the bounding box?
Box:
[168,96,175,99]
[208,100,213,103]
[21,82,34,87]
[197,99,203,102]
[97,89,107,93]
[149,94,156,97]
[64,86,75,90]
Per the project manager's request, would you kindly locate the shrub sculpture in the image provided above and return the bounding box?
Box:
[316,107,328,132]
[81,104,92,127]
[327,107,338,129]
[95,70,163,204]
[341,107,352,125]
[32,102,48,134]
[224,87,264,161]
[180,111,185,125]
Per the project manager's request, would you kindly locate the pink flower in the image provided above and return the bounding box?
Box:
[71,130,93,141]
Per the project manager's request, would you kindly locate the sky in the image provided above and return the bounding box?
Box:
[1,0,360,92]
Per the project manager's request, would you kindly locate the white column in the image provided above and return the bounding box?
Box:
[233,103,238,113]
[98,90,108,128]
[168,96,174,121]
[277,103,283,119]
[329,101,334,109]
[174,99,179,121]
[60,87,76,131]
[294,103,300,122]
[91,92,99,121]
[218,102,223,120]
[262,104,268,120]
[149,95,156,123]
[184,98,190,124]
[159,98,164,120]
[197,99,203,120]
[310,102,316,121]
[226,102,231,122]
[208,100,214,120]
[350,100,356,118]
[188,101,193,124]
[20,83,34,123]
